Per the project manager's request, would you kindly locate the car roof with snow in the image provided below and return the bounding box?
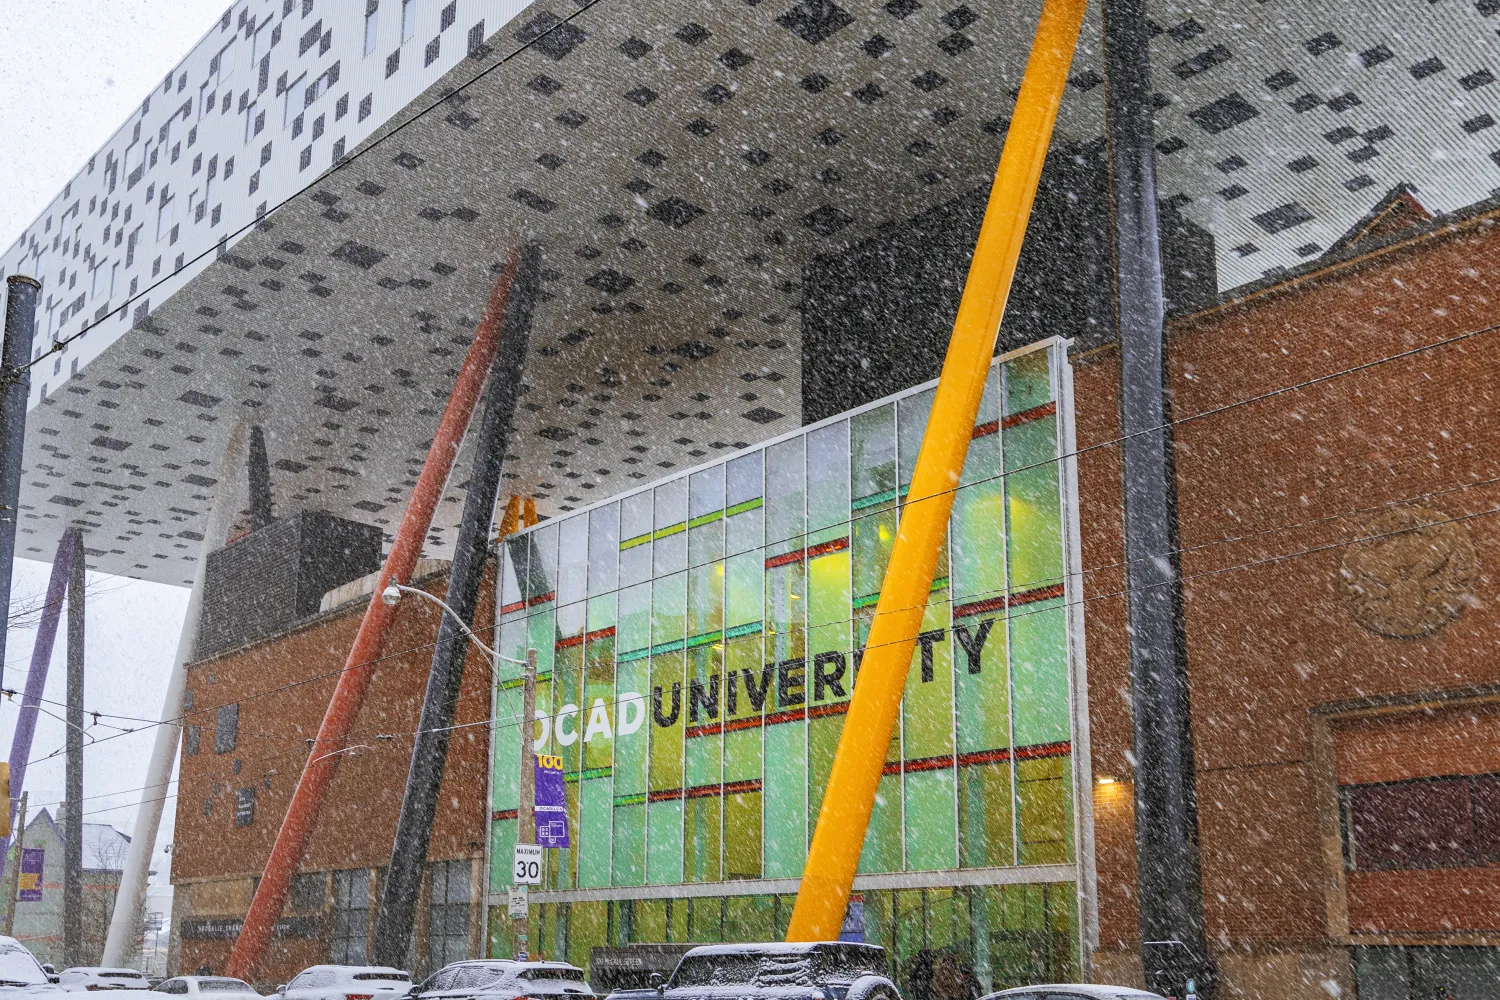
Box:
[986,986,1165,1000]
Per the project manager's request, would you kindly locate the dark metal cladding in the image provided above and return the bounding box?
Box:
[1103,1,1217,996]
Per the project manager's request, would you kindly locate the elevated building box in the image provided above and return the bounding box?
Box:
[196,512,383,659]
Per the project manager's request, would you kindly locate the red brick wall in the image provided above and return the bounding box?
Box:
[1077,211,1500,958]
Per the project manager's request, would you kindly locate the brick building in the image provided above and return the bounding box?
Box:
[1080,199,1500,998]
[169,559,496,986]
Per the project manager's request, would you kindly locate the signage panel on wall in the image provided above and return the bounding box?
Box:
[534,754,570,848]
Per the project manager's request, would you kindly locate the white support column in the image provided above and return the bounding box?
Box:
[102,422,248,966]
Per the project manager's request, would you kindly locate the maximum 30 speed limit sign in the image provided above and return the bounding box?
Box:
[513,843,543,885]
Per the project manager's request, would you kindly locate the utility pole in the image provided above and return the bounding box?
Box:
[0,275,42,696]
[64,530,85,967]
[513,648,537,962]
[4,791,27,936]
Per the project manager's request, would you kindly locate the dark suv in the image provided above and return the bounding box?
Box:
[641,943,900,1000]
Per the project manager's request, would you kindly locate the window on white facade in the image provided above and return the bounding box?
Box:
[401,0,416,42]
[364,3,379,55]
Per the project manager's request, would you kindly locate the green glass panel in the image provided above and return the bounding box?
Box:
[618,583,650,655]
[724,786,762,880]
[652,571,686,645]
[619,491,653,588]
[1004,349,1054,415]
[646,799,684,884]
[954,610,1009,754]
[858,773,903,874]
[765,561,805,672]
[1016,754,1073,865]
[807,713,842,845]
[1011,600,1070,747]
[683,794,722,883]
[952,479,1007,605]
[807,421,849,533]
[648,652,685,792]
[685,644,723,786]
[723,636,765,735]
[725,451,764,556]
[634,899,666,942]
[851,508,896,607]
[569,901,608,974]
[655,478,688,576]
[688,560,723,640]
[1003,417,1063,593]
[689,465,726,568]
[807,549,850,633]
[897,388,934,489]
[490,817,517,891]
[903,767,957,871]
[578,777,612,888]
[959,762,1015,868]
[961,366,1003,488]
[762,721,806,878]
[584,622,616,771]
[852,404,896,500]
[724,896,775,943]
[610,804,644,886]
[553,630,584,776]
[689,897,723,942]
[765,437,805,545]
[526,608,556,681]
[612,649,649,797]
[725,550,763,628]
[901,598,953,761]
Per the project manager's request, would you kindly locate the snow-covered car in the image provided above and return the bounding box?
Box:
[0,936,62,992]
[276,967,411,1000]
[413,961,593,1000]
[653,943,898,1000]
[979,986,1168,1000]
[152,977,260,1000]
[59,969,152,992]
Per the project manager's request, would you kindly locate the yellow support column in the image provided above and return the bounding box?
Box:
[786,0,1088,942]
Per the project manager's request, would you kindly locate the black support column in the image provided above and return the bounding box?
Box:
[248,424,274,530]
[1103,2,1215,997]
[372,246,541,968]
[63,529,85,967]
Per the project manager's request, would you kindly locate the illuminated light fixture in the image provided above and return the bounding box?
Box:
[1096,775,1117,785]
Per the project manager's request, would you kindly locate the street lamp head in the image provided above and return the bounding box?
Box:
[381,584,402,606]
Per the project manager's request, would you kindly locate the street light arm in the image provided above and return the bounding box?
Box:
[381,583,524,665]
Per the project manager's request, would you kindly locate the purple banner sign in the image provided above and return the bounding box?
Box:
[18,848,43,902]
[534,754,570,848]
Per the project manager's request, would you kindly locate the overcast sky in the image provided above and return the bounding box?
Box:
[0,0,230,902]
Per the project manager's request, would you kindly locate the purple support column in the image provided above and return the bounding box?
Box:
[0,527,77,879]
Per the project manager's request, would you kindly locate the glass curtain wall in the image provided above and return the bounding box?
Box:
[488,338,1080,961]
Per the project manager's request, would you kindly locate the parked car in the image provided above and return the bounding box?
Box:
[647,943,898,1000]
[412,961,593,1000]
[979,986,1167,1000]
[59,969,152,992]
[276,967,411,1000]
[0,936,60,992]
[152,978,260,1000]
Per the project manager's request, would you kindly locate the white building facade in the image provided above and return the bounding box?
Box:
[1,0,528,407]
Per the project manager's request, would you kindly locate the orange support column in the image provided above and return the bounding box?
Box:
[227,249,521,980]
[786,0,1088,942]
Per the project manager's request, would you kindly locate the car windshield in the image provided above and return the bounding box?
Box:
[104,973,146,979]
[198,980,253,992]
[0,944,49,986]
